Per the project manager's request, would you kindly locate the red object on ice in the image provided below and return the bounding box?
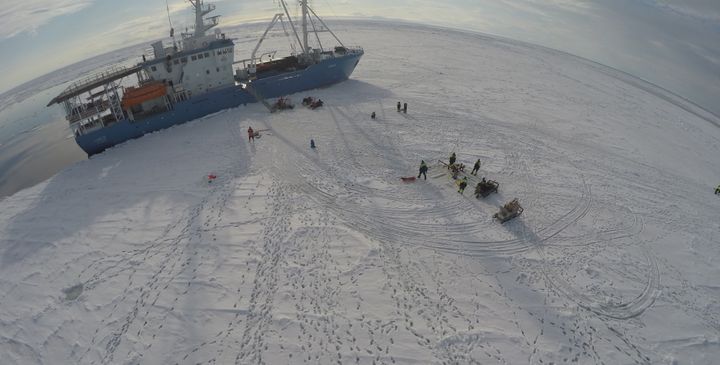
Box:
[400,176,417,183]
[208,174,217,182]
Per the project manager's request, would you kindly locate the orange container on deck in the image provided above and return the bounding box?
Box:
[122,82,167,109]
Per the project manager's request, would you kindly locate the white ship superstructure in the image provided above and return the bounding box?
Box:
[143,0,235,96]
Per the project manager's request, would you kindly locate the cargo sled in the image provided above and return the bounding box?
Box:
[474,180,499,198]
[494,198,523,223]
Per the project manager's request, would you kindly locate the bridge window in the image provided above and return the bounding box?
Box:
[204,52,209,58]
[181,57,187,63]
[151,66,157,71]
[198,54,203,59]
[191,55,197,61]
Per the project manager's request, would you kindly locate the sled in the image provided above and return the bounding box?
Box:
[438,160,465,179]
[474,180,499,198]
[438,160,463,171]
[493,198,523,223]
[400,176,417,183]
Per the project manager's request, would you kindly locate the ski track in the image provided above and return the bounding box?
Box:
[258,101,666,363]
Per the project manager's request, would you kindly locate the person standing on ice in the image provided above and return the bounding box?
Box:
[716,184,720,195]
[397,101,401,112]
[248,126,255,142]
[418,160,428,180]
[448,152,456,168]
[458,176,468,194]
[471,159,481,175]
[310,139,316,149]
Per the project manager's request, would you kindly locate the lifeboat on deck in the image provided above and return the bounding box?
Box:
[122,82,167,109]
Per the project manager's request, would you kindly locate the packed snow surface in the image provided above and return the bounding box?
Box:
[1,23,720,365]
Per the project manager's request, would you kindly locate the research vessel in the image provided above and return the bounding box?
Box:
[48,0,363,156]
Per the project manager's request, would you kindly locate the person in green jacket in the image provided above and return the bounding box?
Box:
[418,160,428,180]
[471,159,481,175]
[716,184,720,195]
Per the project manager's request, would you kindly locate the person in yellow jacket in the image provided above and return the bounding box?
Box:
[417,160,428,180]
[458,176,468,194]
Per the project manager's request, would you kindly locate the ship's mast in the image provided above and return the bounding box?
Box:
[279,0,339,56]
[188,0,218,38]
[301,0,309,53]
[189,0,204,37]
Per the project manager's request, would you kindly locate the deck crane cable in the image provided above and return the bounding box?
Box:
[320,0,356,45]
[278,4,297,54]
[308,12,323,51]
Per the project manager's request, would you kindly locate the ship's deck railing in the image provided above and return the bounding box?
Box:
[342,46,364,53]
[67,101,110,123]
[49,65,142,106]
[65,66,130,96]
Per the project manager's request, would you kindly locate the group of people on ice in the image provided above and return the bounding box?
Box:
[417,153,484,194]
[446,153,481,194]
[416,152,521,222]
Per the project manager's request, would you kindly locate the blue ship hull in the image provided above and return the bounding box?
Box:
[76,52,363,156]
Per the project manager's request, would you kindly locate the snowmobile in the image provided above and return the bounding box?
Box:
[302,97,324,109]
[494,198,523,223]
[271,97,294,112]
[474,179,499,198]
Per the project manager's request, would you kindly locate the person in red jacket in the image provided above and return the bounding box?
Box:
[248,126,254,142]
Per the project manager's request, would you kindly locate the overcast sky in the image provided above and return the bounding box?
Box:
[0,0,718,114]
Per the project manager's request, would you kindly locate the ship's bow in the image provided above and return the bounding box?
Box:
[340,47,364,80]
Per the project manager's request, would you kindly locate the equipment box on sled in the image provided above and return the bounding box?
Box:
[494,198,523,223]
